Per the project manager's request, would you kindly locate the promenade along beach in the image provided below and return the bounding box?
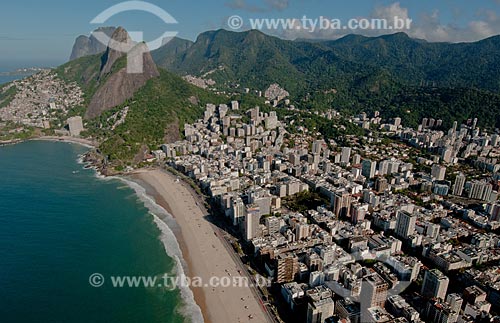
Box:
[132,169,269,323]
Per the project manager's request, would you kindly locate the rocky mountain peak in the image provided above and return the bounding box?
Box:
[85,29,159,119]
[69,27,116,61]
[99,27,133,77]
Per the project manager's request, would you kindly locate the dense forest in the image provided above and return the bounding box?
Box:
[152,29,500,129]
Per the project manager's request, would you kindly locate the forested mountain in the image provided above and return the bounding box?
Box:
[59,28,221,163]
[150,29,500,128]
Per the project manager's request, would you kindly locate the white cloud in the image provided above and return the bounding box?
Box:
[372,2,409,23]
[278,2,412,41]
[411,9,500,42]
[265,0,289,11]
[275,2,500,43]
[225,0,289,12]
[225,0,266,13]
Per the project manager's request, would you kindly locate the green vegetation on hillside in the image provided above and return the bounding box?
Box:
[0,121,35,141]
[39,28,500,165]
[54,54,102,103]
[52,45,228,164]
[0,84,18,109]
[340,86,500,129]
[153,29,500,129]
[157,30,500,95]
[83,69,224,163]
[283,110,366,145]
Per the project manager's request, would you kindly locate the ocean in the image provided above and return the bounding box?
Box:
[0,75,24,85]
[0,60,60,85]
[0,141,196,323]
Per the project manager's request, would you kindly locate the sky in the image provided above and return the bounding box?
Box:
[1,0,500,69]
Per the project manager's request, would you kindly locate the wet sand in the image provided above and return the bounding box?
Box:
[131,169,270,323]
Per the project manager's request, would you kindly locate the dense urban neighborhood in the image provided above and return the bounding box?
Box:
[2,25,500,323]
[152,94,500,323]
[4,1,500,323]
[0,70,83,129]
[2,59,500,322]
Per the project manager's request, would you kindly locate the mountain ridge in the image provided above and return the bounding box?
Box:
[69,27,117,61]
[57,27,223,164]
[69,28,500,97]
[151,29,500,94]
[146,28,500,128]
[71,27,161,119]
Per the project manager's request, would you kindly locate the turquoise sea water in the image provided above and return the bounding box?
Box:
[0,141,190,323]
[0,75,24,85]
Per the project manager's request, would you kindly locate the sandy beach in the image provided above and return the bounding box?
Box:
[131,169,271,323]
[33,136,97,148]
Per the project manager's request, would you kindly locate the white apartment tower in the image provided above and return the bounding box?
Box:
[395,210,416,239]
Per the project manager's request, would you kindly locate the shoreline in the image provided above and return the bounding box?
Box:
[31,136,97,149]
[0,138,24,146]
[0,135,97,149]
[118,176,205,323]
[129,168,270,323]
[1,140,270,322]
